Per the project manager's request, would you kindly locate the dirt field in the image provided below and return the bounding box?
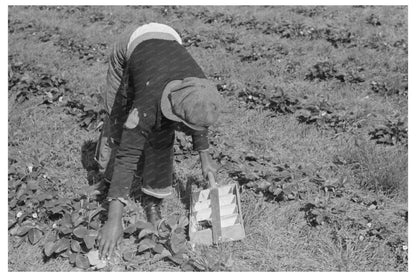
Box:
[8,6,408,271]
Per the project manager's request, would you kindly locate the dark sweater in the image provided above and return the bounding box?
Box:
[108,39,209,199]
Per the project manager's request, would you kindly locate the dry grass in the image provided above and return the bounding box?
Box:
[8,5,407,271]
[341,137,408,199]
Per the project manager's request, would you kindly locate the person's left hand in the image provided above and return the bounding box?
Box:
[199,150,217,180]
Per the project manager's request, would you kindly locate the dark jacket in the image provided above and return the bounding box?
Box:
[108,39,209,199]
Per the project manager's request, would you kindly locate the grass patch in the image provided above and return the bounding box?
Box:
[342,137,407,200]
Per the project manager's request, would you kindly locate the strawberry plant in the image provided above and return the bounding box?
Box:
[300,202,331,227]
[181,31,215,49]
[9,175,57,246]
[366,14,382,26]
[238,84,300,114]
[54,36,108,63]
[295,100,363,133]
[362,33,390,51]
[274,21,321,39]
[305,61,340,81]
[368,116,407,146]
[370,79,408,97]
[393,39,407,52]
[236,42,288,63]
[122,213,192,269]
[8,179,106,270]
[8,60,71,104]
[64,97,106,131]
[291,6,326,17]
[216,81,239,97]
[41,189,105,268]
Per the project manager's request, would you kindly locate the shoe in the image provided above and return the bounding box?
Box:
[144,195,163,227]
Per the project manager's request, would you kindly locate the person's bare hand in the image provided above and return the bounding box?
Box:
[97,219,123,260]
[199,150,217,180]
[97,199,124,260]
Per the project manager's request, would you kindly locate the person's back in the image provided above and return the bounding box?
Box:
[126,39,206,125]
[95,23,222,260]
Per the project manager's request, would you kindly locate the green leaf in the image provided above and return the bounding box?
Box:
[60,249,70,258]
[71,240,81,252]
[160,249,171,258]
[16,225,33,236]
[122,250,137,262]
[69,253,77,264]
[165,215,179,230]
[36,193,53,202]
[153,243,169,255]
[73,226,88,239]
[28,228,43,244]
[61,213,72,227]
[88,207,105,222]
[168,253,186,265]
[315,214,324,225]
[72,213,85,227]
[9,225,20,236]
[54,238,70,253]
[174,224,185,232]
[83,234,96,249]
[17,214,31,224]
[85,201,98,210]
[138,238,156,253]
[44,240,57,257]
[170,231,187,254]
[138,228,155,239]
[181,263,196,271]
[73,201,82,211]
[88,229,98,237]
[124,224,138,235]
[89,220,100,230]
[57,198,72,206]
[75,253,90,269]
[59,226,73,235]
[86,250,107,269]
[44,200,59,208]
[27,179,39,191]
[158,222,171,239]
[273,187,283,196]
[8,217,17,230]
[50,206,65,214]
[136,220,154,231]
[85,250,99,265]
[9,198,17,209]
[178,216,189,228]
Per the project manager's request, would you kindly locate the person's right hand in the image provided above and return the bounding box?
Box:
[97,219,123,260]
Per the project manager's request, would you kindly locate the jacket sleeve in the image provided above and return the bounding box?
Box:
[105,32,131,112]
[191,128,209,151]
[107,124,147,200]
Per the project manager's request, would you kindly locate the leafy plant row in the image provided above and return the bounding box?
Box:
[159,7,407,54]
[369,116,407,146]
[54,36,108,64]
[9,16,108,65]
[8,58,105,131]
[8,146,215,271]
[9,61,70,104]
[216,76,407,143]
[8,173,107,269]
[235,82,363,134]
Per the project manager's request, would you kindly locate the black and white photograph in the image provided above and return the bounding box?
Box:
[7,2,410,272]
